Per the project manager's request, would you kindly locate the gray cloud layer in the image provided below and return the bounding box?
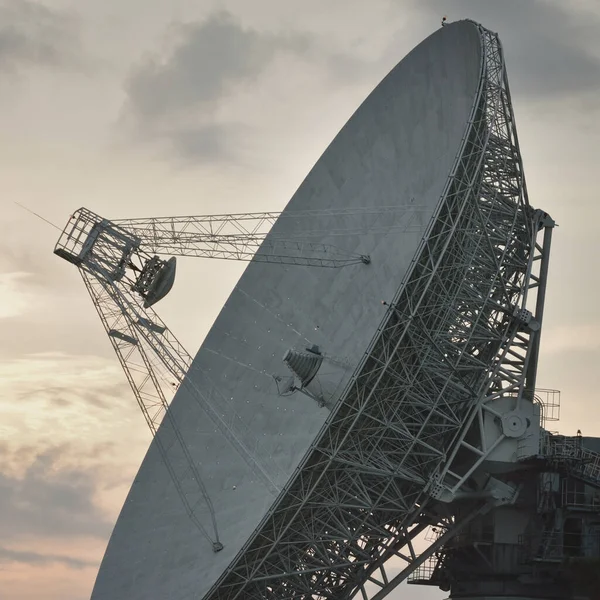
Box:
[15,383,128,410]
[123,10,362,162]
[0,2,598,598]
[126,11,309,119]
[123,11,309,161]
[122,1,600,164]
[0,445,112,541]
[410,0,600,97]
[0,546,96,569]
[164,122,240,162]
[0,0,82,72]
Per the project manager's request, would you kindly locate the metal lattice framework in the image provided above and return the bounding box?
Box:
[201,22,554,600]
[55,209,305,549]
[51,20,558,600]
[115,206,425,243]
[79,260,293,549]
[114,209,390,267]
[56,207,376,271]
[80,268,224,549]
[53,206,423,560]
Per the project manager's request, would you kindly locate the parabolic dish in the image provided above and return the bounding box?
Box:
[92,20,484,600]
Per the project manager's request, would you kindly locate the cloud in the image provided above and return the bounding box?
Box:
[0,0,82,73]
[122,10,365,162]
[120,0,600,165]
[0,352,126,403]
[0,353,147,470]
[405,0,600,98]
[542,323,600,355]
[0,546,96,569]
[0,446,112,540]
[0,351,160,596]
[122,11,310,162]
[166,122,245,163]
[125,11,309,120]
[14,384,123,410]
[0,272,36,319]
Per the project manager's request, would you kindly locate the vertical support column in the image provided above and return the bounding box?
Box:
[525,213,555,396]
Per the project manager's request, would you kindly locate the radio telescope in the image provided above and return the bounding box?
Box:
[55,19,600,600]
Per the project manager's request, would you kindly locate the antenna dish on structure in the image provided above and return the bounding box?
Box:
[54,17,600,600]
[134,256,177,308]
[283,346,322,387]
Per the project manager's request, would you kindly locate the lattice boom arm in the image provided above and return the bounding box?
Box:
[79,268,223,550]
[114,212,370,267]
[55,207,371,274]
[76,265,283,552]
[113,206,411,232]
[77,265,283,550]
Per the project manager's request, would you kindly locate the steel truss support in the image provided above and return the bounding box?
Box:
[78,263,288,548]
[430,208,554,500]
[81,265,291,549]
[53,203,389,552]
[57,207,375,272]
[364,502,492,600]
[80,268,223,551]
[53,178,434,555]
[114,209,375,267]
[202,22,553,600]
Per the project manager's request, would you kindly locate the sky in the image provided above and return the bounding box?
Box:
[1,0,600,599]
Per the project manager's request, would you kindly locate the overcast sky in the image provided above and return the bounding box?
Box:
[1,1,600,599]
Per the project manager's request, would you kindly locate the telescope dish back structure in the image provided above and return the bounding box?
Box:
[91,20,518,600]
